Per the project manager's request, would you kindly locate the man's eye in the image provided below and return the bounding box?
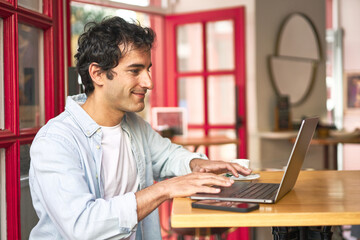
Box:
[130,69,140,74]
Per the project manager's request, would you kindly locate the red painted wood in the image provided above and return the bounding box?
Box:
[3,14,18,135]
[44,0,52,17]
[6,142,20,240]
[0,130,16,141]
[2,10,19,240]
[166,8,245,23]
[0,1,15,13]
[0,0,62,238]
[150,15,166,107]
[53,0,65,113]
[165,16,176,107]
[234,8,247,158]
[65,0,72,68]
[44,26,55,121]
[17,7,52,28]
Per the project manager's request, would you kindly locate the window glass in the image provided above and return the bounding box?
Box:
[20,144,31,178]
[20,144,38,239]
[178,77,204,125]
[18,24,45,129]
[110,0,149,6]
[209,129,237,160]
[0,149,6,240]
[206,20,234,71]
[0,19,4,130]
[18,0,43,13]
[176,23,203,72]
[208,75,235,125]
[70,3,151,67]
[108,0,167,8]
[187,129,205,153]
[71,3,116,66]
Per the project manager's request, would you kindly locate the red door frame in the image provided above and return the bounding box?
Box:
[165,7,247,158]
[0,0,65,239]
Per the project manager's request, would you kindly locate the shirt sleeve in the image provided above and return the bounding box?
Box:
[141,120,208,179]
[30,134,138,240]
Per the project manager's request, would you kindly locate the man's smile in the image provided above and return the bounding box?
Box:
[132,91,146,98]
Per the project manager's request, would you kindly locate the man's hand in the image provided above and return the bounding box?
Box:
[135,160,251,222]
[159,172,234,198]
[190,158,252,178]
[135,172,234,221]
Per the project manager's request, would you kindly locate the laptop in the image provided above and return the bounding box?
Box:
[190,117,319,204]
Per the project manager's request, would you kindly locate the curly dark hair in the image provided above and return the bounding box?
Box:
[75,16,156,95]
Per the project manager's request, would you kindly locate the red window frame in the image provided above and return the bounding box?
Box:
[0,0,65,239]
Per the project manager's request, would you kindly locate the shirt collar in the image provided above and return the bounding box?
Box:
[65,94,100,137]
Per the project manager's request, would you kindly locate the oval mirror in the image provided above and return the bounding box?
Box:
[268,13,321,106]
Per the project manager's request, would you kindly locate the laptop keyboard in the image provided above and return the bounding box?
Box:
[230,182,279,200]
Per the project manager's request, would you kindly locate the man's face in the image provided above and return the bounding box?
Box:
[102,47,153,114]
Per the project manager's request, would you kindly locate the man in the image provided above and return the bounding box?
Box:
[29,16,251,240]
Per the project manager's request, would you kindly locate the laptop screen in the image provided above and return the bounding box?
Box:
[274,117,318,201]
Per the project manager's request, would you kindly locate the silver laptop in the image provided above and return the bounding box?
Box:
[190,117,318,204]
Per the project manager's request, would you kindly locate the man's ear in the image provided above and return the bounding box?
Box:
[88,62,105,87]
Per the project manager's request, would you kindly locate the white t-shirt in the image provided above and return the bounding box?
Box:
[100,124,139,239]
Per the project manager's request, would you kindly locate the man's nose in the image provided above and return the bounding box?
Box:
[140,71,153,90]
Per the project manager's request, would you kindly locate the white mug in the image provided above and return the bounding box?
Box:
[230,159,250,169]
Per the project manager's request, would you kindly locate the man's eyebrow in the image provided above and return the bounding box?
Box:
[127,63,152,68]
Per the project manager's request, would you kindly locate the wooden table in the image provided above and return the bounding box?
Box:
[171,170,360,229]
[172,135,240,152]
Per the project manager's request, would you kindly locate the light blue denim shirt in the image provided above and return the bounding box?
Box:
[29,94,207,240]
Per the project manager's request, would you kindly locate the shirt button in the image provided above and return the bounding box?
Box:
[96,145,100,149]
[97,129,101,133]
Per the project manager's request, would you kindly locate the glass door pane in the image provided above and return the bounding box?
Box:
[208,75,236,125]
[209,129,237,160]
[178,77,204,125]
[206,20,235,71]
[0,149,6,240]
[18,24,45,129]
[20,144,38,240]
[18,0,43,13]
[176,23,203,72]
[187,129,205,153]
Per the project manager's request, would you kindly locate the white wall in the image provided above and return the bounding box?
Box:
[256,0,327,129]
[255,0,326,169]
